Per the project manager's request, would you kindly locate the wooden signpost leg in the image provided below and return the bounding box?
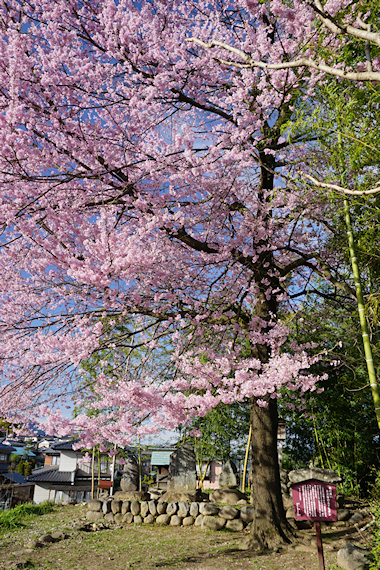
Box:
[315,521,325,570]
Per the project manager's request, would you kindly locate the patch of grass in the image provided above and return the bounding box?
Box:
[0,501,55,531]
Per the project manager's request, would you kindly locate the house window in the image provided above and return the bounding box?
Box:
[51,456,60,466]
[0,453,7,461]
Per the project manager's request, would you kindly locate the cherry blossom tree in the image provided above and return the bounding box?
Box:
[0,0,374,548]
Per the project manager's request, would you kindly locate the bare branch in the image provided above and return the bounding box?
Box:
[300,172,380,196]
[186,37,380,82]
[311,0,380,47]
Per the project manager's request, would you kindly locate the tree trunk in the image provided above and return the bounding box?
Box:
[245,398,294,550]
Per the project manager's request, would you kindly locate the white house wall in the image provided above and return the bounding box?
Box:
[58,451,78,472]
[33,484,51,504]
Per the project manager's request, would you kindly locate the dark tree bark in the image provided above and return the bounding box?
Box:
[246,398,294,550]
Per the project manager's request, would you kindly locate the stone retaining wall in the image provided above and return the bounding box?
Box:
[86,498,254,531]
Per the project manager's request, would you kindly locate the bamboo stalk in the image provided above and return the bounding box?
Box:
[199,459,211,489]
[241,426,251,493]
[338,132,380,429]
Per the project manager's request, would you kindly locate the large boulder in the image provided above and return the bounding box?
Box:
[239,506,255,523]
[201,516,225,531]
[104,512,114,523]
[348,512,364,525]
[122,512,133,524]
[190,502,199,518]
[159,491,198,503]
[156,514,170,525]
[148,500,157,516]
[140,501,149,518]
[156,501,167,514]
[337,509,351,521]
[219,505,238,520]
[167,444,197,493]
[130,501,140,516]
[166,502,178,516]
[86,511,103,521]
[121,501,130,515]
[336,542,370,570]
[226,519,244,531]
[87,500,102,512]
[114,490,149,501]
[111,500,122,514]
[218,460,240,489]
[210,489,248,505]
[170,515,182,526]
[199,502,219,516]
[178,501,190,518]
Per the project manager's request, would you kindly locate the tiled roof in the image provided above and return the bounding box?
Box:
[27,467,73,483]
[51,440,78,451]
[76,469,92,478]
[1,472,28,484]
[0,444,16,452]
[10,448,36,457]
[42,447,60,455]
[1,439,24,447]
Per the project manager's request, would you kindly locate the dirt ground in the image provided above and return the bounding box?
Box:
[0,504,373,569]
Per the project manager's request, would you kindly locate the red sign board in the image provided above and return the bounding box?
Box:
[98,480,112,490]
[291,479,337,521]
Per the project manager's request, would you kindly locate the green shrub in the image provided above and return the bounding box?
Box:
[0,501,54,531]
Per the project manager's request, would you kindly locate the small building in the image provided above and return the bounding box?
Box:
[0,443,16,474]
[150,448,175,490]
[0,472,34,509]
[197,459,223,490]
[28,440,112,504]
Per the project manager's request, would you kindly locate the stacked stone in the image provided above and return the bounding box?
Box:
[86,499,254,531]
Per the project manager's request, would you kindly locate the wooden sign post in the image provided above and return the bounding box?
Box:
[291,479,337,570]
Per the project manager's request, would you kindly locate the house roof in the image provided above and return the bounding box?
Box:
[151,451,173,466]
[76,469,92,478]
[1,439,25,447]
[10,448,36,457]
[27,466,73,483]
[50,440,78,451]
[43,447,60,455]
[0,444,16,453]
[1,472,28,484]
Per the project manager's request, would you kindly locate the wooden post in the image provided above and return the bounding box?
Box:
[110,444,117,496]
[91,448,95,500]
[315,521,325,570]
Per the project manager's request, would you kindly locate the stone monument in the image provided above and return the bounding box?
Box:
[167,443,197,493]
[120,456,139,492]
[218,459,240,489]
